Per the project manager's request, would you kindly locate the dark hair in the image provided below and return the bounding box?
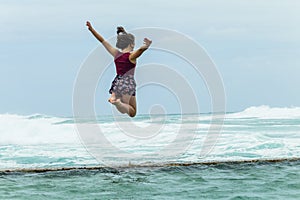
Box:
[116,26,135,49]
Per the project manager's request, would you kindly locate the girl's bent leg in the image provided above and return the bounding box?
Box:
[112,95,136,117]
[112,99,126,114]
[128,96,137,117]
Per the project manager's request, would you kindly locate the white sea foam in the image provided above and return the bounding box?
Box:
[226,105,300,119]
[0,106,300,168]
[0,114,79,145]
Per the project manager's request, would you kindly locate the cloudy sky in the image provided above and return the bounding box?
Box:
[1,0,299,116]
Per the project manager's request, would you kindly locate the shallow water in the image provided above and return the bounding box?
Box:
[1,161,300,200]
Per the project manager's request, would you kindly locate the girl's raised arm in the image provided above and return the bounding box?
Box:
[86,21,119,57]
[129,38,152,63]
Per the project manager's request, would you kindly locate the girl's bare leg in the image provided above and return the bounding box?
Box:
[112,95,136,117]
[108,93,127,114]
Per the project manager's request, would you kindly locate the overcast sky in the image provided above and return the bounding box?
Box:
[1,0,300,116]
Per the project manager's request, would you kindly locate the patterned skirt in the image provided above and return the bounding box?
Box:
[109,74,136,97]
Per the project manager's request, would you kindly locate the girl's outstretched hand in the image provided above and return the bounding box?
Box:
[142,38,152,49]
[86,21,93,30]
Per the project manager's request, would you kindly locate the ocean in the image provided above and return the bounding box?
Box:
[1,105,300,199]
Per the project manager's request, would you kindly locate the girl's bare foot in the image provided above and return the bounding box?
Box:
[108,95,118,104]
[108,97,116,103]
[108,93,117,104]
[111,98,122,106]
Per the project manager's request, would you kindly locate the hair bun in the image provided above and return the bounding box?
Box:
[117,26,127,35]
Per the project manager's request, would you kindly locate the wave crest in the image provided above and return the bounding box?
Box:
[227,105,300,119]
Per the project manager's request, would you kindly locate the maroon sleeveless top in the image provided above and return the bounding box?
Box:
[114,52,136,76]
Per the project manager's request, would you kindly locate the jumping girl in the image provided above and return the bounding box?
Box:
[86,21,152,117]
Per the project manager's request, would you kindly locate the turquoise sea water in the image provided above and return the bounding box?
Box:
[1,161,300,200]
[1,106,300,199]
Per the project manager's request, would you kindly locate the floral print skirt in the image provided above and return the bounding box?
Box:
[109,75,136,97]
